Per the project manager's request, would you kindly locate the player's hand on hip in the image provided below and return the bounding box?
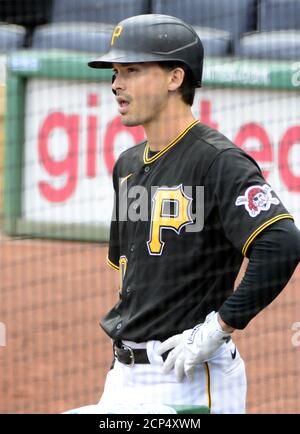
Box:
[156,311,232,382]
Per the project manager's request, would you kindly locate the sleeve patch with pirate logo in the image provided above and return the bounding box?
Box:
[235,184,280,217]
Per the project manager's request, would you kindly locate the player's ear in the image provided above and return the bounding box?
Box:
[168,67,185,91]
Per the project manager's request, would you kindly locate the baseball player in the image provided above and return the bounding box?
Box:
[88,14,300,413]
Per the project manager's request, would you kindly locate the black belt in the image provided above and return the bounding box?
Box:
[113,340,169,367]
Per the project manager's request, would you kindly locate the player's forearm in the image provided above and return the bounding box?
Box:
[218,219,300,330]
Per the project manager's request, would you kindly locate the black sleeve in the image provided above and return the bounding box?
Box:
[218,219,300,329]
[205,148,293,257]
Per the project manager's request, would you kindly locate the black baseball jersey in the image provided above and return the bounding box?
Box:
[102,120,293,342]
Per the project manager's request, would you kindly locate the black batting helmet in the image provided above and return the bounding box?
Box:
[88,14,204,87]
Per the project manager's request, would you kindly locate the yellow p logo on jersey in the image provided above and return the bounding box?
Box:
[147,185,193,255]
[111,25,123,45]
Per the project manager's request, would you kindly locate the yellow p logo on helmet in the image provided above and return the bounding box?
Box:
[111,25,123,45]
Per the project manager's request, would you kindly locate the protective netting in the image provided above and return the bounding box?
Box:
[0,0,299,414]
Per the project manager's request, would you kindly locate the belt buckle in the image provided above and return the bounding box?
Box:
[113,341,135,367]
[122,343,135,367]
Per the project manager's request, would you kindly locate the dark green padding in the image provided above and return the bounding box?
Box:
[171,405,210,414]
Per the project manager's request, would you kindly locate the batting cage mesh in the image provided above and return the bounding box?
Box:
[0,0,300,414]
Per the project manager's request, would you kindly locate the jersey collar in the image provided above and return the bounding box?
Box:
[143,119,199,164]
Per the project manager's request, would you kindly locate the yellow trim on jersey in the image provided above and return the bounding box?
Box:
[242,214,294,257]
[119,255,128,291]
[143,119,199,164]
[120,173,133,185]
[107,256,120,271]
[204,362,212,411]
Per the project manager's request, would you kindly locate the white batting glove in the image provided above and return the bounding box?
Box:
[156,311,232,382]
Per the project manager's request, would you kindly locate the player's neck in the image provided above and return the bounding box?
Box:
[144,102,195,152]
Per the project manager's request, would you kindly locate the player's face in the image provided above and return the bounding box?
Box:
[112,62,171,127]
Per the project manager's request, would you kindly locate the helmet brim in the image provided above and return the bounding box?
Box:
[88,49,180,69]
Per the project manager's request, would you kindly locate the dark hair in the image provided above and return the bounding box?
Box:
[159,61,197,106]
